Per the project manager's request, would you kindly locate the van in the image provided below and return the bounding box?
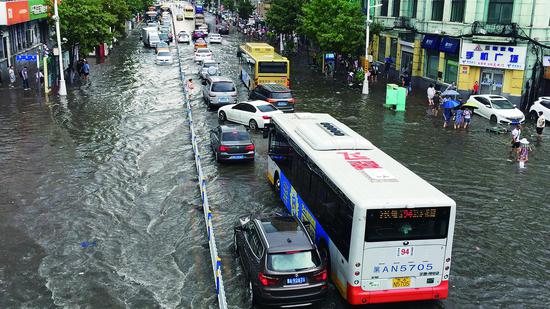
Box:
[148,32,161,48]
[202,76,238,109]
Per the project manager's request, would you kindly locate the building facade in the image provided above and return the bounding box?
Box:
[372,0,550,106]
[0,0,50,87]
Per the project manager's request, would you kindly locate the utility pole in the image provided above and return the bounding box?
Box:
[362,1,382,95]
[53,0,67,96]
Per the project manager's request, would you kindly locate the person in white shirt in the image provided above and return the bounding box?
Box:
[510,124,521,161]
[536,111,545,141]
[427,84,435,106]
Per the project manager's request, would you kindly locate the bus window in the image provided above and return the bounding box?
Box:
[259,61,288,74]
[269,130,292,174]
[365,207,451,242]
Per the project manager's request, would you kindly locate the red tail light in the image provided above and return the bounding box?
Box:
[266,99,276,103]
[259,272,279,286]
[262,115,271,120]
[286,79,290,88]
[219,145,229,152]
[245,144,255,151]
[313,269,327,281]
[288,98,295,104]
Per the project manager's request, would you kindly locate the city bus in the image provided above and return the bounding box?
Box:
[238,43,290,90]
[265,113,456,305]
[184,6,194,19]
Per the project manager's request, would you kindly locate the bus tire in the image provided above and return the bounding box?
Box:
[274,172,280,194]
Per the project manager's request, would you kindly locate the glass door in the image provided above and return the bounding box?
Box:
[480,69,504,95]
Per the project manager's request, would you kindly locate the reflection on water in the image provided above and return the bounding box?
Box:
[0,14,549,309]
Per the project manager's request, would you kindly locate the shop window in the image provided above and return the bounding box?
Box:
[392,0,401,17]
[431,0,444,21]
[381,0,389,16]
[409,0,418,18]
[450,0,465,22]
[378,36,386,61]
[444,56,458,84]
[426,50,440,80]
[487,0,513,24]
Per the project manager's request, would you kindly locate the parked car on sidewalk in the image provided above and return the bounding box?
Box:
[209,33,222,44]
[529,97,550,125]
[194,47,213,63]
[467,95,525,124]
[210,125,255,162]
[199,60,220,79]
[248,83,296,112]
[202,76,237,108]
[233,214,328,307]
[218,100,283,130]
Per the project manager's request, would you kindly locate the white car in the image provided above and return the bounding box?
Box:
[529,96,550,125]
[194,48,213,63]
[217,100,283,130]
[155,50,173,65]
[467,95,525,124]
[177,32,190,43]
[209,33,222,44]
[199,24,209,34]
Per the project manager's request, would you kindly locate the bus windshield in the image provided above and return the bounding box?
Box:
[259,61,287,74]
[365,207,450,242]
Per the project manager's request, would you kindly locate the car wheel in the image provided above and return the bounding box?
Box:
[274,173,281,194]
[249,120,258,131]
[219,111,227,122]
[490,115,497,123]
[214,151,220,163]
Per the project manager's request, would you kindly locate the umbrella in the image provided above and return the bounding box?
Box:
[442,99,460,109]
[461,101,479,109]
[441,89,460,97]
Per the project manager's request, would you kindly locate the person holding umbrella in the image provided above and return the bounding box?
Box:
[441,96,460,128]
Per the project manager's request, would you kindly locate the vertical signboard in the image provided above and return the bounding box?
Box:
[28,0,48,20]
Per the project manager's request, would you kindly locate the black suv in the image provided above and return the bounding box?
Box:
[234,214,327,307]
[248,83,295,113]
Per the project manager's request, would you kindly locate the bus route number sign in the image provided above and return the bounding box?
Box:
[397,247,414,257]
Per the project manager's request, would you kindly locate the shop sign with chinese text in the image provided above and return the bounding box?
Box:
[459,42,527,70]
[28,0,48,20]
[0,1,30,26]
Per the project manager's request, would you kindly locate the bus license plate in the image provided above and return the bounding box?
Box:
[286,277,306,285]
[392,277,410,288]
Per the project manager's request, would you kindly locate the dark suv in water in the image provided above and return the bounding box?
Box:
[234,214,328,307]
[248,83,295,112]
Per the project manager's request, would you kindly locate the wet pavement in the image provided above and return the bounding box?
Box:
[1,9,550,309]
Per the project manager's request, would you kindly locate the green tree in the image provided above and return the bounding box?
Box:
[266,0,304,35]
[48,0,117,55]
[236,0,254,19]
[221,0,235,12]
[301,0,365,55]
[102,0,131,38]
[127,0,154,15]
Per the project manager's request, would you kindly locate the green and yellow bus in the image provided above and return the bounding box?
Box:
[238,43,290,90]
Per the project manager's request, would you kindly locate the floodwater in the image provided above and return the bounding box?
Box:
[1,12,549,309]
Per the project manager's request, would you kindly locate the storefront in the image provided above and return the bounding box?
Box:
[422,35,440,80]
[458,42,527,100]
[440,37,460,85]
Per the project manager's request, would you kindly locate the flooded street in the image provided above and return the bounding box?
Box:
[1,12,549,309]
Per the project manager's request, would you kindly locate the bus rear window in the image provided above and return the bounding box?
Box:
[259,62,287,74]
[365,207,450,242]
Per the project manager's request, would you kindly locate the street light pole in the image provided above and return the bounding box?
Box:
[53,0,67,96]
[362,1,383,95]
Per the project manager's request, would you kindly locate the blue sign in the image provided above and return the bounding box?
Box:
[325,53,335,60]
[16,55,37,62]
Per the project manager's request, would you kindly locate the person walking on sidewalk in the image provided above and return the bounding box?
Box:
[21,66,29,90]
[8,66,16,88]
[82,60,90,81]
[427,84,436,106]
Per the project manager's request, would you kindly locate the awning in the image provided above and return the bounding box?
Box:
[421,35,440,50]
[439,37,460,54]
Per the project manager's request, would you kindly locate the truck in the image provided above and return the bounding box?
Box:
[142,27,160,48]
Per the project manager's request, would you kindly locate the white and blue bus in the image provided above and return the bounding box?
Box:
[266,113,456,305]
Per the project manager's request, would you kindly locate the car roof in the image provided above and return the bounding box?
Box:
[208,76,233,82]
[241,100,273,107]
[255,216,314,253]
[260,83,290,92]
[219,124,247,132]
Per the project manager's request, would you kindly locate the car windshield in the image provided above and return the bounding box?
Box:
[203,63,216,68]
[267,250,321,272]
[270,92,292,99]
[212,82,235,92]
[221,131,249,141]
[257,105,277,112]
[157,52,170,57]
[491,99,515,109]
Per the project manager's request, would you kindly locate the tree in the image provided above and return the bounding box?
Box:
[221,0,236,12]
[266,0,304,35]
[102,0,131,39]
[301,0,365,55]
[48,0,117,55]
[236,0,254,19]
[127,0,154,15]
